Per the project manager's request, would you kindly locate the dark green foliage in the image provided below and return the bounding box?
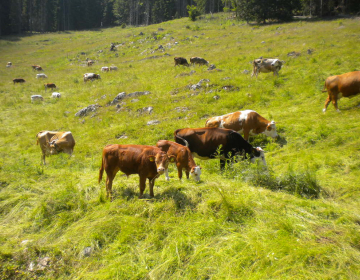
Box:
[187,5,201,21]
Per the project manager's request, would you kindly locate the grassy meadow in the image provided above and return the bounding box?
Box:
[1,13,360,279]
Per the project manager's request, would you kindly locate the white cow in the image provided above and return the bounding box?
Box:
[52,92,61,98]
[251,58,284,77]
[31,95,44,102]
[84,73,101,82]
[101,67,109,72]
[36,73,48,79]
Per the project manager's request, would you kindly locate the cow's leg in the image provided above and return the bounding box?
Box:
[323,95,331,113]
[177,163,183,180]
[332,99,340,112]
[185,169,190,179]
[243,131,250,142]
[42,153,46,165]
[148,177,155,198]
[139,176,147,198]
[105,175,114,201]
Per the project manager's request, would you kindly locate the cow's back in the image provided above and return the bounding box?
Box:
[337,71,360,97]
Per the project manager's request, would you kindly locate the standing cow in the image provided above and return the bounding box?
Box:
[174,57,189,67]
[99,144,174,200]
[190,57,209,66]
[251,58,284,77]
[156,140,201,182]
[44,83,56,92]
[205,110,278,141]
[83,73,101,82]
[36,131,75,165]
[174,127,266,170]
[322,71,360,112]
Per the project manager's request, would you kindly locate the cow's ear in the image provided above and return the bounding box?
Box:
[169,155,176,162]
[148,156,155,162]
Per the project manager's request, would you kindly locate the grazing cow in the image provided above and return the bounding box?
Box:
[174,127,266,170]
[36,131,75,165]
[34,66,43,71]
[32,65,41,70]
[52,92,61,98]
[44,83,56,92]
[322,71,360,112]
[31,95,43,102]
[6,62,12,68]
[101,67,109,72]
[99,144,174,200]
[110,66,118,71]
[174,57,189,67]
[13,78,25,84]
[83,73,101,82]
[205,110,278,141]
[190,57,209,66]
[36,73,48,79]
[86,58,94,66]
[156,140,201,182]
[251,58,284,77]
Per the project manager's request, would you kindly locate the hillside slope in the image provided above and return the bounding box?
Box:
[1,14,360,279]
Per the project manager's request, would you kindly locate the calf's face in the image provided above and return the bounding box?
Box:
[265,121,278,139]
[190,166,202,182]
[250,147,266,166]
[149,152,174,174]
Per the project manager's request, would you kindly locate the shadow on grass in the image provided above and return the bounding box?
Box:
[160,186,197,210]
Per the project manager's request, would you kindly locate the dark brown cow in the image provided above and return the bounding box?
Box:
[44,83,56,92]
[13,78,26,84]
[156,140,201,181]
[190,57,209,66]
[322,71,360,112]
[174,57,189,67]
[174,127,266,170]
[36,131,75,165]
[205,110,278,141]
[99,144,174,200]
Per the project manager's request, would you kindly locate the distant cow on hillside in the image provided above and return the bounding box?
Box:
[190,57,209,66]
[13,78,25,84]
[251,57,284,77]
[44,83,56,92]
[84,73,101,82]
[6,62,12,68]
[174,57,189,67]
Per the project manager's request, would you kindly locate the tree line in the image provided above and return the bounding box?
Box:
[1,0,359,36]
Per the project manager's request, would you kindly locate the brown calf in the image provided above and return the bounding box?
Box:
[156,140,201,181]
[99,144,174,200]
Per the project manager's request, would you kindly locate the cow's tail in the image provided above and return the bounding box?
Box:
[99,153,105,184]
[321,81,327,92]
[174,129,189,147]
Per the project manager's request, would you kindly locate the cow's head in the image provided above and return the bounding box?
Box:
[250,147,266,165]
[48,140,59,155]
[264,121,278,139]
[149,153,175,175]
[190,166,202,182]
[97,74,101,79]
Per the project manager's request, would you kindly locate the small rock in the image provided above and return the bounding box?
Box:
[116,104,121,109]
[98,50,103,53]
[139,32,144,36]
[207,64,216,70]
[175,107,189,112]
[115,133,128,139]
[38,257,51,268]
[261,41,265,44]
[147,120,160,125]
[101,94,107,99]
[80,52,86,55]
[213,95,220,100]
[21,240,32,246]
[243,69,250,74]
[111,92,127,105]
[131,99,139,102]
[137,106,154,114]
[81,247,93,258]
[307,48,314,54]
[158,28,164,31]
[127,91,151,98]
[28,262,35,272]
[222,77,231,80]
[75,104,101,117]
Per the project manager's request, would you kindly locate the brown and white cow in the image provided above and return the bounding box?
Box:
[175,127,266,170]
[83,73,101,82]
[156,140,201,182]
[99,144,174,200]
[322,71,360,112]
[32,65,41,70]
[86,58,94,66]
[36,131,75,165]
[44,83,56,92]
[190,57,209,66]
[174,57,189,67]
[205,110,278,141]
[6,62,12,68]
[251,58,284,77]
[13,78,26,84]
[34,66,43,71]
[101,67,109,72]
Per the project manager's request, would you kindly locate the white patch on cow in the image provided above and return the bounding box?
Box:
[39,131,50,138]
[60,131,72,138]
[263,121,278,138]
[238,110,254,130]
[190,166,202,182]
[250,147,266,165]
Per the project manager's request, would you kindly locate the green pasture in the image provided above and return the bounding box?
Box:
[0,14,360,279]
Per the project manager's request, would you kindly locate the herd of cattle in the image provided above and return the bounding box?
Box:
[6,55,360,200]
